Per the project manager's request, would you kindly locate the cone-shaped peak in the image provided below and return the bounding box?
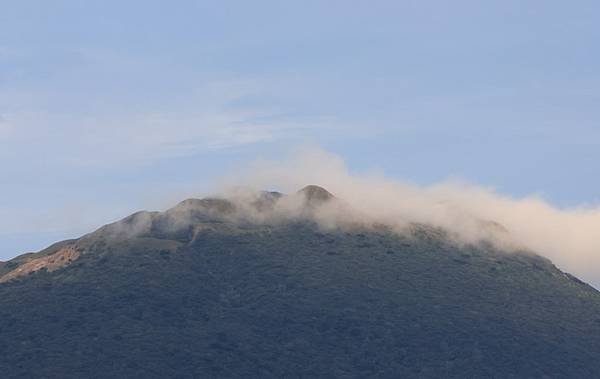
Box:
[297,185,334,204]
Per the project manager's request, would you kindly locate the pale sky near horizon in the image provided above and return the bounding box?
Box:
[1,1,599,260]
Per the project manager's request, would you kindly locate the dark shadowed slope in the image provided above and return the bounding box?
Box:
[1,187,600,378]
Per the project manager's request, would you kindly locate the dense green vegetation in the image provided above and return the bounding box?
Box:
[1,193,600,378]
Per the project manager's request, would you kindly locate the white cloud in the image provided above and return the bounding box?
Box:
[225,148,600,287]
[0,79,334,167]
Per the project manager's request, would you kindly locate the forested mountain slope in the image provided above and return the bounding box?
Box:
[1,186,599,378]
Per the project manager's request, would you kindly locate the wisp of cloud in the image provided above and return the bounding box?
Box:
[221,147,600,286]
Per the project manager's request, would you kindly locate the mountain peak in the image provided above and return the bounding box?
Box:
[297,185,334,204]
[2,185,600,377]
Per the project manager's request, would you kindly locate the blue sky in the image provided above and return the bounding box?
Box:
[1,1,599,260]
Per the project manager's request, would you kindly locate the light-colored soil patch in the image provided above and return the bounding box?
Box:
[0,245,81,283]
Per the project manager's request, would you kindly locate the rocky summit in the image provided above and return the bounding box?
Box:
[1,186,600,378]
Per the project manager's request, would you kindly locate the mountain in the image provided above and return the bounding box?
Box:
[1,186,600,378]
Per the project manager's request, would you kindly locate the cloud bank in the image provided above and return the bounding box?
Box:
[222,148,600,285]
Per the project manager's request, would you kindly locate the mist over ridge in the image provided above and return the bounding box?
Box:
[216,148,600,287]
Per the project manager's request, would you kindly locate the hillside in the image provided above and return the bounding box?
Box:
[1,186,600,378]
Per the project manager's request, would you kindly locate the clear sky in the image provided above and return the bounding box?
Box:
[1,1,599,260]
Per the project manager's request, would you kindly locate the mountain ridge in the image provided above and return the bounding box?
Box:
[1,186,599,378]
